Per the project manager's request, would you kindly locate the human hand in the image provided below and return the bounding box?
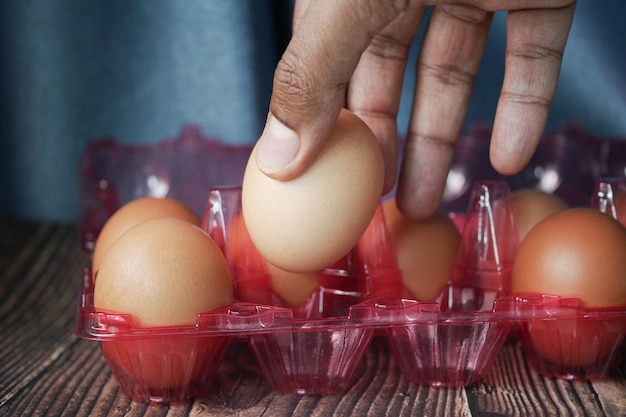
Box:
[254,0,576,219]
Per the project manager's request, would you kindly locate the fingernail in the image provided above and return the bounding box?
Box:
[255,115,299,174]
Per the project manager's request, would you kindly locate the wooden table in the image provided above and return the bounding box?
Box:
[1,220,625,417]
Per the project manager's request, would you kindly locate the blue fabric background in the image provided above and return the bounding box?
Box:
[1,1,624,222]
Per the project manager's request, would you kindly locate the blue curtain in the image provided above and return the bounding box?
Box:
[1,1,624,221]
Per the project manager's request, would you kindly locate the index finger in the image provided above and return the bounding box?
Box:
[263,0,411,180]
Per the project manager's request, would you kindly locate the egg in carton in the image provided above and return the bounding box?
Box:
[74,180,507,403]
[200,180,519,391]
[75,122,626,404]
[507,177,626,381]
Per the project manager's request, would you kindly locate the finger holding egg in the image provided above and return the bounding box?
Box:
[241,109,385,273]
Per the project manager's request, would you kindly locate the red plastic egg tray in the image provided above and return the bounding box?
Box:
[75,125,626,404]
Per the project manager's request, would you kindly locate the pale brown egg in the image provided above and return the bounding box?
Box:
[94,218,233,326]
[241,109,385,273]
[511,208,626,308]
[92,197,201,280]
[382,198,461,301]
[510,188,568,243]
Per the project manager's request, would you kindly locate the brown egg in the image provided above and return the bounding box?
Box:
[511,208,626,308]
[94,218,233,326]
[510,188,568,243]
[92,197,201,279]
[242,109,385,273]
[266,262,321,306]
[226,214,320,306]
[512,208,626,366]
[382,199,461,301]
[94,218,233,391]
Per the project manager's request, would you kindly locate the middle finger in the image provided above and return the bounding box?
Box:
[398,4,493,219]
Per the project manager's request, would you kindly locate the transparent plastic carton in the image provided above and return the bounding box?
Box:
[75,125,626,404]
[78,125,252,254]
[505,293,626,381]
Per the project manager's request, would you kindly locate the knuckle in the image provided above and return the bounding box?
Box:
[273,50,313,103]
[366,33,411,62]
[507,43,564,64]
[500,89,552,109]
[437,4,492,27]
[357,0,421,31]
[419,61,477,87]
[272,47,346,117]
[406,131,457,151]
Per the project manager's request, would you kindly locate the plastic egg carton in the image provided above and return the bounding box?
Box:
[75,125,626,404]
[78,125,252,254]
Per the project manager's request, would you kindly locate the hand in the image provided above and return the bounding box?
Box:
[254,0,576,219]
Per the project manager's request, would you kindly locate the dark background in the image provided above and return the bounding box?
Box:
[1,0,624,222]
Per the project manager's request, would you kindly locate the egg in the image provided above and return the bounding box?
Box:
[94,217,233,326]
[510,188,568,243]
[226,214,320,306]
[511,208,626,308]
[242,109,385,273]
[511,208,626,366]
[94,217,233,391]
[266,262,321,306]
[92,196,201,279]
[382,198,461,301]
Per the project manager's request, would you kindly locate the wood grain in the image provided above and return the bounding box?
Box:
[0,220,624,416]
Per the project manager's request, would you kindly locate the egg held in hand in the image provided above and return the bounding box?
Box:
[94,218,234,391]
[242,109,385,273]
[382,198,461,301]
[511,208,626,366]
[92,196,201,280]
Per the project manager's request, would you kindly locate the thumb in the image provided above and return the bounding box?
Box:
[255,0,404,180]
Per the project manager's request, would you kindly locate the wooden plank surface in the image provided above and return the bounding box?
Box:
[0,220,624,417]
